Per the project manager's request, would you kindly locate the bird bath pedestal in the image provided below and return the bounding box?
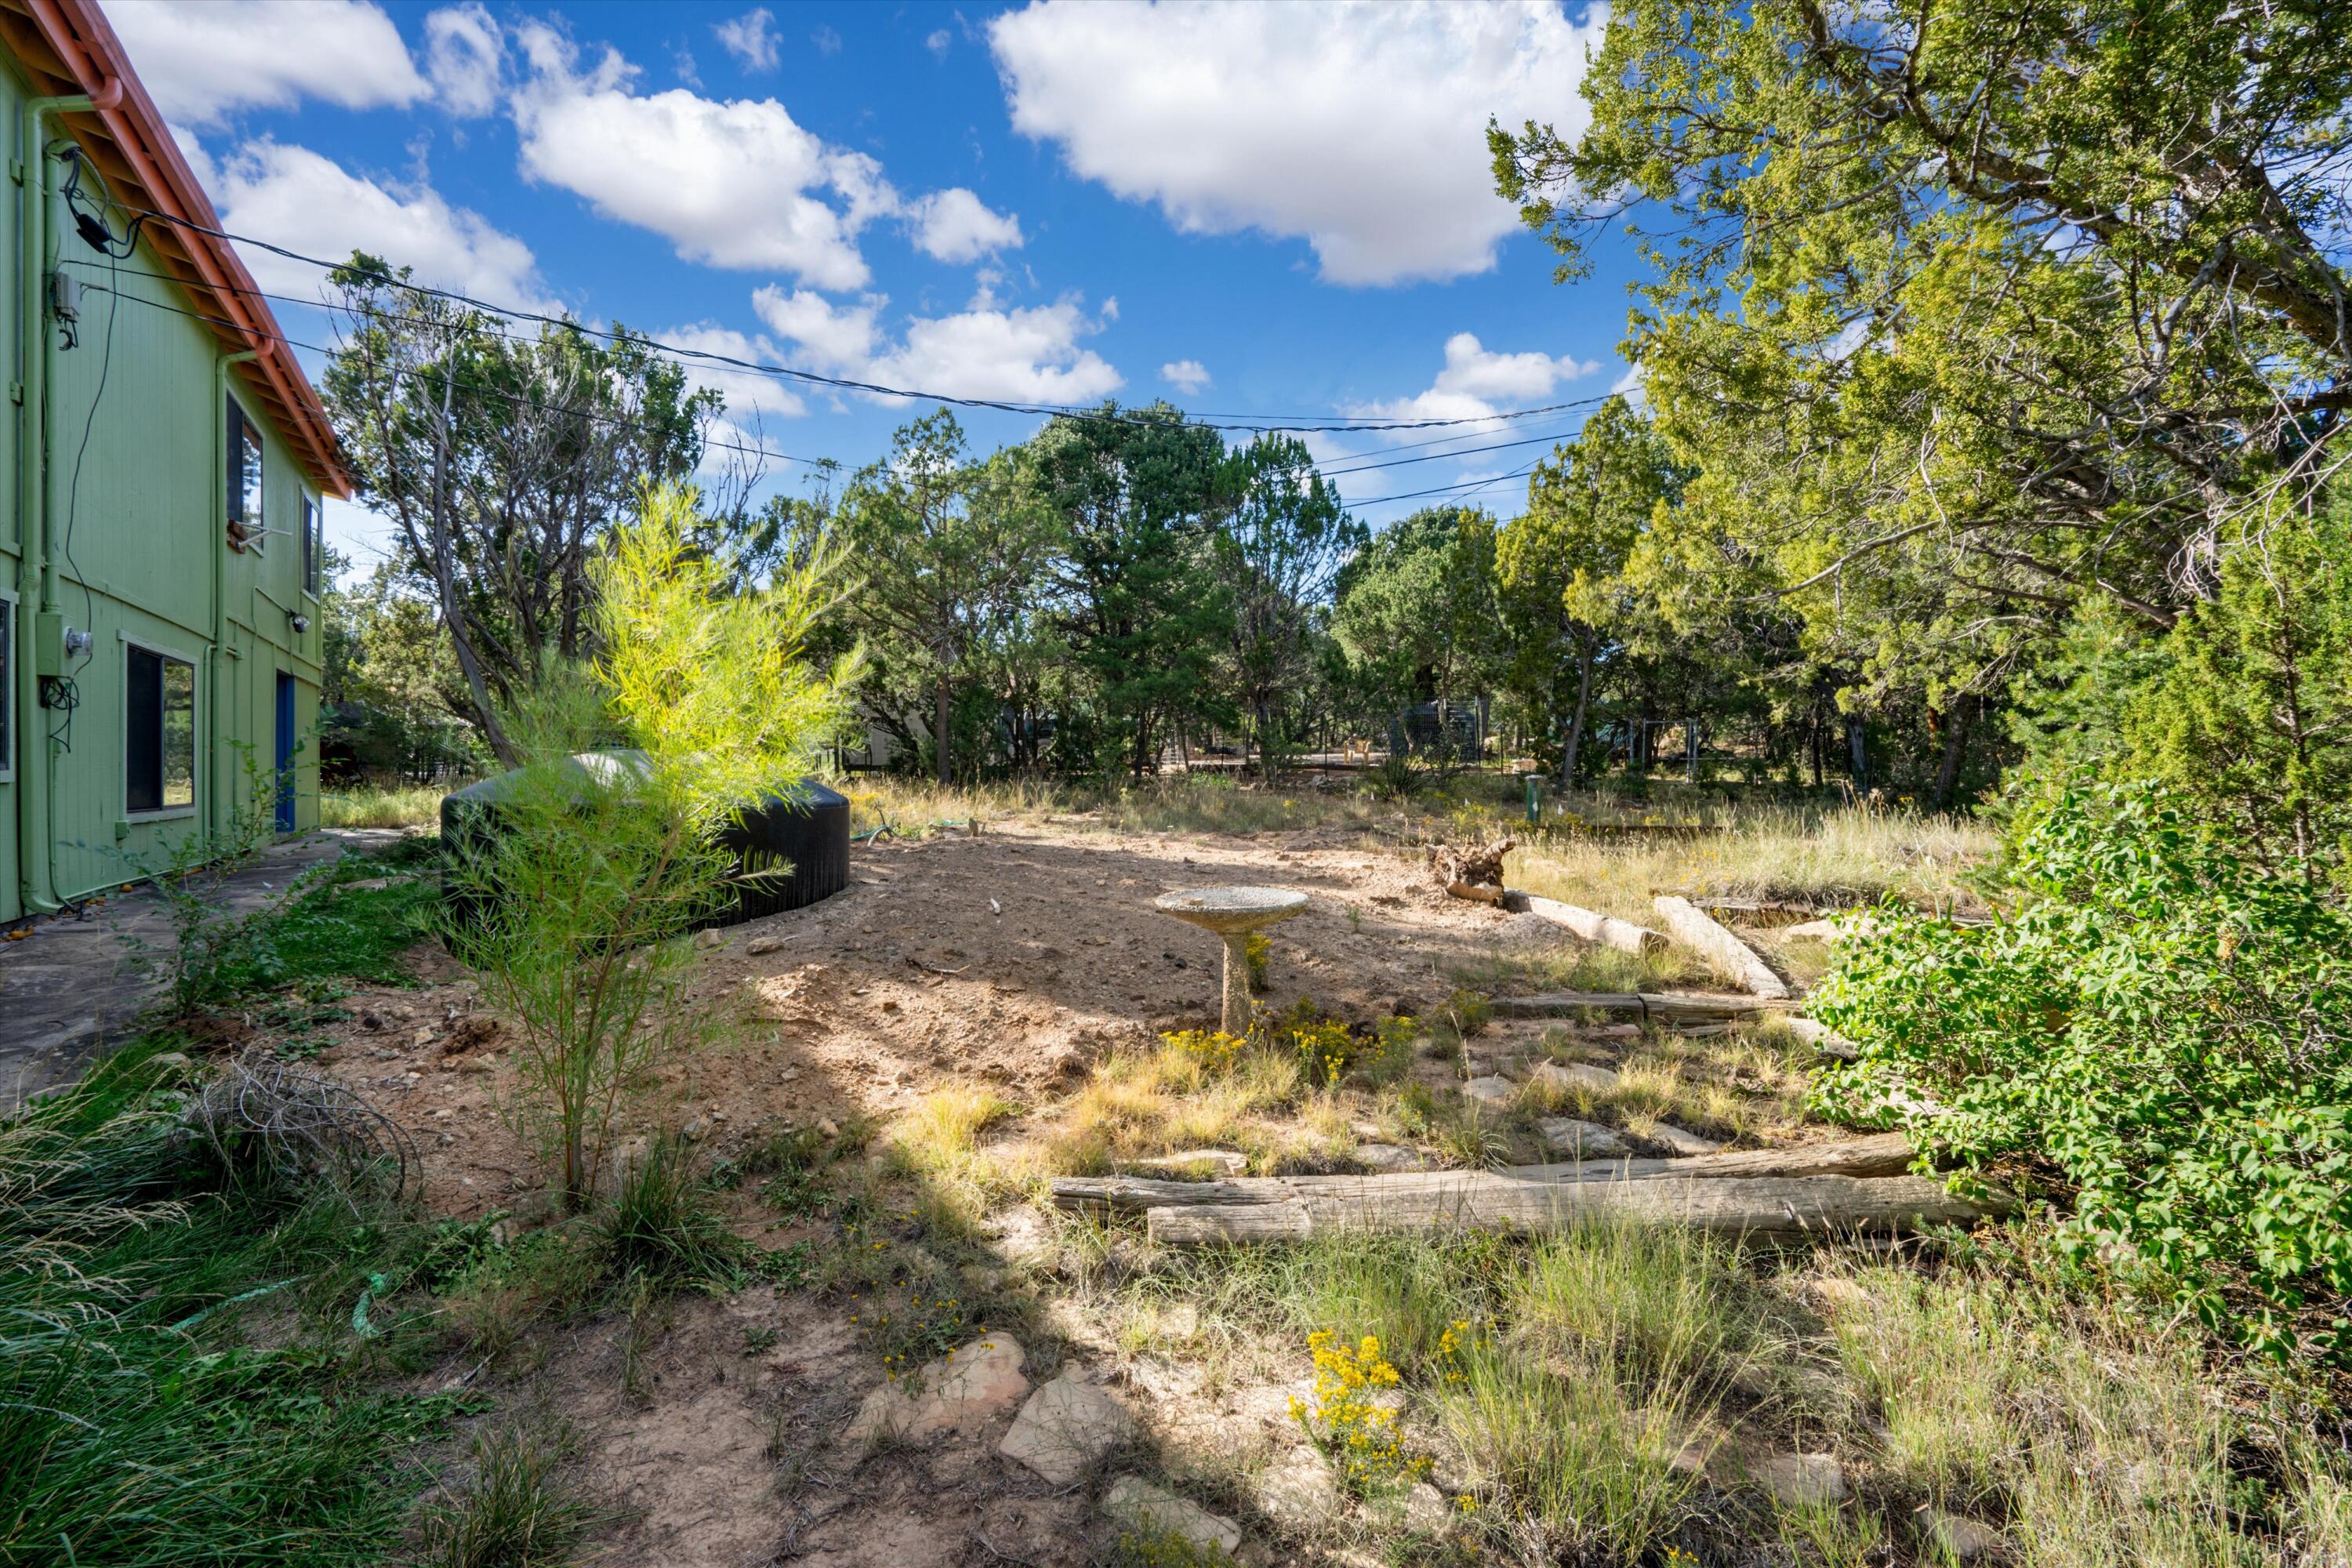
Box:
[1155,886,1309,1034]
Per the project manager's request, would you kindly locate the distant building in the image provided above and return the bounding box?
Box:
[2,1,348,924]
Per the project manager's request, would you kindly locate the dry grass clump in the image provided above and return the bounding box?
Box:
[1816,1245,2352,1566]
[1041,1033,1354,1174]
[320,782,458,828]
[1509,801,1994,919]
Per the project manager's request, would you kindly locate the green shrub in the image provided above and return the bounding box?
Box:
[1812,785,2352,1356]
[593,1133,746,1293]
[412,1424,597,1568]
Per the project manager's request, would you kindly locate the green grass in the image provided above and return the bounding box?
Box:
[0,1042,472,1567]
[411,1423,599,1568]
[201,841,441,1001]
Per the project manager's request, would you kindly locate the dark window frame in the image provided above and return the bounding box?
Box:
[228,397,264,554]
[125,642,196,817]
[300,494,321,597]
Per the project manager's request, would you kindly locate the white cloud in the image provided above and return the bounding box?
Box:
[906,188,1023,263]
[990,0,1603,286]
[423,4,504,117]
[715,8,781,71]
[107,0,428,124]
[927,28,953,56]
[754,286,1120,405]
[751,287,881,372]
[1160,359,1210,394]
[1356,332,1597,426]
[510,22,895,287]
[868,297,1121,403]
[202,139,554,313]
[811,24,844,56]
[656,322,808,479]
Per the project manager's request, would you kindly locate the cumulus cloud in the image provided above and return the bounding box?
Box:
[1160,359,1210,394]
[107,0,428,124]
[510,21,895,288]
[715,8,782,71]
[200,139,554,313]
[906,188,1023,263]
[753,285,1120,405]
[989,0,1603,286]
[1356,332,1598,426]
[423,3,504,117]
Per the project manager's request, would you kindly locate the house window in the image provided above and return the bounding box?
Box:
[301,495,322,595]
[227,399,263,552]
[126,645,194,814]
[0,596,13,780]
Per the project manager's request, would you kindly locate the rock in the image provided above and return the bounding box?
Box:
[1250,1450,1339,1525]
[681,1116,708,1143]
[1529,1060,1621,1094]
[1595,1022,1640,1039]
[1461,1075,1519,1108]
[412,1028,437,1049]
[1403,1480,1453,1534]
[817,1116,841,1138]
[848,1333,1029,1447]
[1925,1510,2005,1560]
[1537,1117,1631,1159]
[343,877,393,892]
[1752,1451,1848,1507]
[1103,1475,1243,1558]
[1649,1123,1726,1156]
[1119,1149,1250,1178]
[694,927,728,950]
[746,935,788,956]
[999,1370,1137,1484]
[1354,1142,1428,1171]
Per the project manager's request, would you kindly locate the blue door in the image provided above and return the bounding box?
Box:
[274,672,296,832]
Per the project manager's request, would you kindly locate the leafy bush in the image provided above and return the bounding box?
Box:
[1812,785,2352,1356]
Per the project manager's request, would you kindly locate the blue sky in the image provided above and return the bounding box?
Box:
[103,0,1646,575]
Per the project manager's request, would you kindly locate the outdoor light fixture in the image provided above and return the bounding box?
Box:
[287,609,311,635]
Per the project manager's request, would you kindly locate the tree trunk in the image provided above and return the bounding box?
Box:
[424,386,516,768]
[1928,695,1975,810]
[1522,895,1668,956]
[1846,714,1870,795]
[1491,989,1791,1022]
[1563,640,1594,789]
[935,675,952,786]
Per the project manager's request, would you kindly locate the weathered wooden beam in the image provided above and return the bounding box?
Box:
[1492,990,1791,1022]
[1520,895,1669,956]
[1147,1172,2001,1247]
[1654,895,1793,1000]
[1051,1135,1919,1214]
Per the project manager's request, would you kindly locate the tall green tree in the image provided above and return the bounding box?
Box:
[1498,396,1676,786]
[837,411,1058,784]
[323,254,715,762]
[1492,0,2352,771]
[1029,404,1233,778]
[1334,506,1502,767]
[1218,435,1360,779]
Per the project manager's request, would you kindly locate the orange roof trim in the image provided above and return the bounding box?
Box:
[7,0,354,496]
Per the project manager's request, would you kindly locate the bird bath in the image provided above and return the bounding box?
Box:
[1155,886,1310,1034]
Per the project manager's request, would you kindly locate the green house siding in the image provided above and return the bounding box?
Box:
[3,56,329,924]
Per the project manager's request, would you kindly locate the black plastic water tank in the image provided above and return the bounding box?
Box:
[440,753,851,934]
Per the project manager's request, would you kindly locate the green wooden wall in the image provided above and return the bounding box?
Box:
[3,56,328,923]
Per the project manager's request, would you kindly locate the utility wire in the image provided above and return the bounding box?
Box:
[99,201,1612,435]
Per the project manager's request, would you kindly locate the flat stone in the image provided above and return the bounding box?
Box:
[1104,1475,1243,1557]
[1403,1480,1454,1534]
[1119,1149,1250,1178]
[1753,1451,1848,1507]
[746,935,789,956]
[1154,886,1309,935]
[1529,1060,1621,1094]
[1650,1123,1726,1156]
[1461,1075,1519,1107]
[999,1370,1137,1484]
[1250,1450,1339,1525]
[1354,1142,1428,1171]
[693,927,728,950]
[1536,1117,1631,1159]
[1926,1510,2005,1560]
[848,1333,1029,1446]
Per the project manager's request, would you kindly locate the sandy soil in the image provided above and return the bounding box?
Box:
[296,818,1596,1566]
[314,818,1541,1220]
